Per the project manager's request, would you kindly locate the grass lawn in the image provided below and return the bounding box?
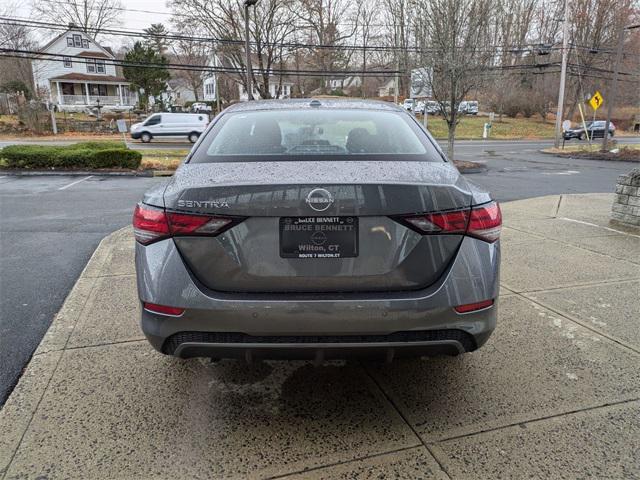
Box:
[418,114,557,140]
[140,149,189,170]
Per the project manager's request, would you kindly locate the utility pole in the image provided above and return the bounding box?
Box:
[553,0,569,148]
[244,0,258,101]
[602,23,640,151]
[394,54,399,105]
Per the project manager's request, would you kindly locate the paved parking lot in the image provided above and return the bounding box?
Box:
[0,175,162,404]
[1,193,638,479]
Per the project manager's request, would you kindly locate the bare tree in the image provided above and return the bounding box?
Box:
[169,0,296,99]
[382,0,413,98]
[169,22,212,102]
[0,2,38,93]
[31,0,123,37]
[414,0,494,159]
[355,0,380,97]
[292,0,360,93]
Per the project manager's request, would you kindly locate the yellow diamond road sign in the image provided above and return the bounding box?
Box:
[589,91,604,111]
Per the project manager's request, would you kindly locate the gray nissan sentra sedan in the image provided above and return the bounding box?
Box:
[133,99,501,362]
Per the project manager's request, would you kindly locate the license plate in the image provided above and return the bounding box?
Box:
[280,216,358,259]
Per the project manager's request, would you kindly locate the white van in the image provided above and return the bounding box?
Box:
[130,113,209,143]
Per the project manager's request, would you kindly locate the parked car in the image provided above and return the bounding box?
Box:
[133,99,502,362]
[414,100,426,114]
[425,101,440,115]
[402,98,415,111]
[191,102,212,114]
[460,101,479,115]
[130,113,209,143]
[563,121,615,140]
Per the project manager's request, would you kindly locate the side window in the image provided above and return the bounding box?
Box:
[145,115,161,126]
[66,37,74,47]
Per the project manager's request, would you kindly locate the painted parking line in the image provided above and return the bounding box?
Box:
[58,175,94,190]
[559,217,640,239]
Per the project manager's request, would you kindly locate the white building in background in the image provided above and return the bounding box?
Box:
[203,75,217,102]
[238,79,294,101]
[327,76,362,94]
[32,25,136,111]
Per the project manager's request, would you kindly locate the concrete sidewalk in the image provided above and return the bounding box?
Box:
[1,193,639,479]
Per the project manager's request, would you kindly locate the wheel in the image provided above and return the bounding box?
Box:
[188,132,200,143]
[140,132,152,143]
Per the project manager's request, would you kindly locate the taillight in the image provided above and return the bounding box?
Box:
[403,210,469,234]
[395,201,501,243]
[133,204,240,245]
[133,204,169,245]
[467,202,502,243]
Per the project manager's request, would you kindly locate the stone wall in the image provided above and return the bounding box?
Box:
[612,169,640,227]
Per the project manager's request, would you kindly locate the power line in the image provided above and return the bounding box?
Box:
[0,16,564,55]
[0,47,565,79]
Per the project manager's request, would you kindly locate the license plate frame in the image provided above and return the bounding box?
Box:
[279,216,359,259]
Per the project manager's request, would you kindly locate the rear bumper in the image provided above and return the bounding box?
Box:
[136,236,500,359]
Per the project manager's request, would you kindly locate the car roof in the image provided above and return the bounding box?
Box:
[224,98,405,114]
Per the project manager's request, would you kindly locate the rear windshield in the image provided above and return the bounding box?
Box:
[189,109,444,163]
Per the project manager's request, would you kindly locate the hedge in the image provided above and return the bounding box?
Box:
[0,142,142,169]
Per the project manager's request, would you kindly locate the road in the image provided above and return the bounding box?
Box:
[0,143,638,404]
[1,136,638,153]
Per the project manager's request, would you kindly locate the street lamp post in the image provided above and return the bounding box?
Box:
[602,23,640,151]
[244,0,258,101]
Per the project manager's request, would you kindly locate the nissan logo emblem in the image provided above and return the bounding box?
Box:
[305,188,334,212]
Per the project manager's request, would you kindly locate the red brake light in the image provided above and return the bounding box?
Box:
[398,202,501,242]
[455,299,494,313]
[467,202,502,243]
[133,204,169,245]
[133,204,239,245]
[403,210,469,234]
[143,302,185,316]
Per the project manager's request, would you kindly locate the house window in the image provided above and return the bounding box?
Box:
[73,34,82,47]
[63,56,72,68]
[86,59,95,73]
[96,59,105,74]
[67,37,74,47]
[82,39,89,48]
[89,84,107,96]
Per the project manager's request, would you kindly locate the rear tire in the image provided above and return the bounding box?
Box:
[141,132,152,143]
[188,132,200,143]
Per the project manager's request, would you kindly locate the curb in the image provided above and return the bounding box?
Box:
[538,150,640,163]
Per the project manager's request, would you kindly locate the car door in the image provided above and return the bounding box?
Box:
[144,114,162,135]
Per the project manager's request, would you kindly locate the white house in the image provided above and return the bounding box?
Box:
[203,74,217,102]
[32,26,136,111]
[238,78,294,101]
[327,76,362,94]
[377,79,397,97]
